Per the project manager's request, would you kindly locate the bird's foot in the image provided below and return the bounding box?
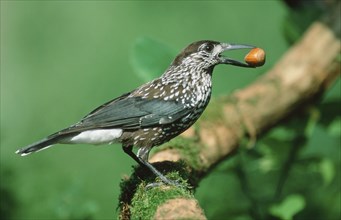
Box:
[146,178,182,189]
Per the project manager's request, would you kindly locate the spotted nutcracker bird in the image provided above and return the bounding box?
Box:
[16,40,261,185]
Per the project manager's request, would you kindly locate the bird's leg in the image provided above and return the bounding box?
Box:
[122,145,144,167]
[122,145,178,186]
[137,147,179,187]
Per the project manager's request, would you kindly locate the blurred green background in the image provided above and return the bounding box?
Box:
[1,1,340,220]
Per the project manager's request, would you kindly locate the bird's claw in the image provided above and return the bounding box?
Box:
[145,178,182,189]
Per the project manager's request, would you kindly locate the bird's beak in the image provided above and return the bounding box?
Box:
[219,43,255,68]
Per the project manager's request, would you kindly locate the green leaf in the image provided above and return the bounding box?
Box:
[269,194,305,220]
[304,107,320,137]
[130,37,177,81]
[319,158,335,186]
[282,4,323,44]
[267,126,296,140]
[327,117,341,137]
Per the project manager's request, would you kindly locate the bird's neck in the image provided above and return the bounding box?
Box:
[162,64,212,87]
[160,64,213,108]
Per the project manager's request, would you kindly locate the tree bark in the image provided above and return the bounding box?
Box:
[119,17,340,220]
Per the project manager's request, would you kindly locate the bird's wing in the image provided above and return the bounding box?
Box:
[57,96,192,135]
[137,98,191,126]
[84,91,132,116]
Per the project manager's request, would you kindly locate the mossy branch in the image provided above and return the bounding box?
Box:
[118,10,340,220]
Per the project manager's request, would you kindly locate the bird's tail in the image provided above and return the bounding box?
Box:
[15,136,59,156]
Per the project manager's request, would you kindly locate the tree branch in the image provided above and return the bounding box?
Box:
[119,17,340,219]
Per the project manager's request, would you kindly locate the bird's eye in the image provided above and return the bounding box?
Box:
[200,43,214,52]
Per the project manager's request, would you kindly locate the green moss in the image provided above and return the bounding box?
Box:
[130,172,193,220]
[336,53,341,62]
[118,161,193,219]
[155,136,207,173]
[200,98,224,122]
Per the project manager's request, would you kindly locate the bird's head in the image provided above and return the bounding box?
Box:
[172,40,256,70]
